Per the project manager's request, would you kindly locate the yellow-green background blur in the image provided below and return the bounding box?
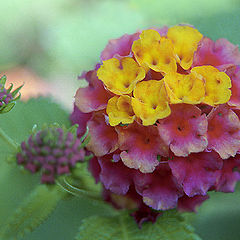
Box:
[1,1,240,239]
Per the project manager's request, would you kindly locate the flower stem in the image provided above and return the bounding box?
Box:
[56,177,103,202]
[56,177,115,212]
[0,127,18,150]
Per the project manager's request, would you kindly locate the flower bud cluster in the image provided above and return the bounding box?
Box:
[0,75,22,113]
[17,125,87,184]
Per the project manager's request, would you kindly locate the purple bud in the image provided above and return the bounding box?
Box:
[58,156,68,165]
[16,126,88,184]
[25,162,38,173]
[45,155,56,164]
[41,173,55,184]
[52,148,62,157]
[57,164,70,175]
[21,141,28,151]
[16,153,25,164]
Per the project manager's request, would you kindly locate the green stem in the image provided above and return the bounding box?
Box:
[56,177,103,202]
[56,177,116,213]
[0,127,18,150]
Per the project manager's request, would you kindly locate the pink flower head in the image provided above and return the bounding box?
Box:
[72,24,240,224]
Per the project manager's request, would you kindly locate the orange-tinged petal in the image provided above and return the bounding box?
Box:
[106,95,135,126]
[163,71,205,104]
[191,66,232,106]
[97,57,145,95]
[131,80,171,125]
[167,25,203,70]
[132,29,177,74]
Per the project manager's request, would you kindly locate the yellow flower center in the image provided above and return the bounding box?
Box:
[97,26,232,126]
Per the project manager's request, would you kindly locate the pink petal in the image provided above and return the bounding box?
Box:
[169,152,223,197]
[152,26,169,36]
[117,123,168,173]
[178,195,209,212]
[193,37,240,67]
[70,104,92,137]
[134,164,183,210]
[98,154,134,195]
[75,70,111,113]
[103,186,142,210]
[207,105,240,159]
[88,156,101,183]
[227,66,240,108]
[215,156,240,192]
[131,205,161,228]
[100,32,140,61]
[86,113,118,157]
[158,104,208,157]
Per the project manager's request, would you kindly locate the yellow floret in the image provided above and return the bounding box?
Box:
[163,71,205,104]
[107,95,135,126]
[132,29,178,74]
[191,66,232,106]
[167,25,203,70]
[131,80,171,126]
[97,57,145,95]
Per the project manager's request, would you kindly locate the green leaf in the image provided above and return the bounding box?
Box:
[6,83,14,93]
[75,210,202,240]
[0,75,7,86]
[11,84,24,98]
[0,101,16,114]
[0,184,65,240]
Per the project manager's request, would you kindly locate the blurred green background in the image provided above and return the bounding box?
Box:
[0,0,240,239]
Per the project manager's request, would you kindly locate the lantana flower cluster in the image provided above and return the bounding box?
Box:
[71,25,240,219]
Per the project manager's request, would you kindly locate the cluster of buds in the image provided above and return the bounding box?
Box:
[71,24,240,224]
[16,124,89,184]
[0,75,22,113]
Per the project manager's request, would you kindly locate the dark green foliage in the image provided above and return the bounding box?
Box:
[75,210,202,240]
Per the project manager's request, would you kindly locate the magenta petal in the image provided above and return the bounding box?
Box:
[88,156,101,183]
[87,113,118,157]
[158,104,208,157]
[131,205,161,228]
[178,195,209,212]
[215,156,240,192]
[154,26,168,36]
[100,32,140,61]
[207,105,240,159]
[169,152,223,197]
[193,37,240,67]
[103,186,141,210]
[227,66,240,108]
[70,104,92,137]
[75,70,111,113]
[98,155,134,195]
[117,123,168,173]
[134,165,183,210]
